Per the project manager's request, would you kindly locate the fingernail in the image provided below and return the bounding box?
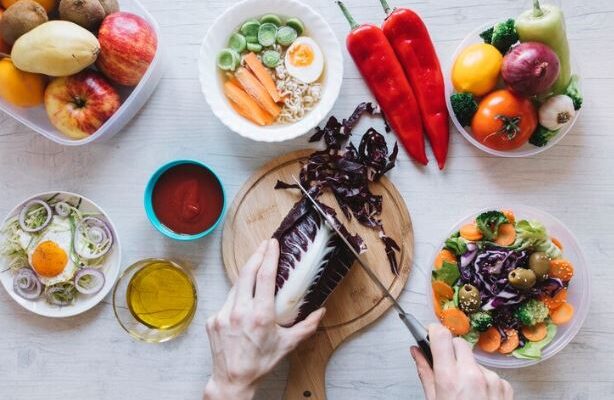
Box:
[410,346,417,360]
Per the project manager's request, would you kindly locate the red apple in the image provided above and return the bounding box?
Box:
[97,12,157,86]
[44,70,121,139]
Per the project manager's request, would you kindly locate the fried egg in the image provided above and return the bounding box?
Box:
[284,37,324,84]
[26,217,77,286]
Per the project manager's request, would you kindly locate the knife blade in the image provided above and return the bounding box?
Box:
[291,176,432,366]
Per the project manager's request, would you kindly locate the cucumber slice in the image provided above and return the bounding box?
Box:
[260,14,282,26]
[245,35,259,44]
[258,23,278,47]
[246,42,263,53]
[228,33,247,53]
[276,26,297,46]
[286,17,304,36]
[240,19,260,37]
[261,50,281,68]
[217,48,240,71]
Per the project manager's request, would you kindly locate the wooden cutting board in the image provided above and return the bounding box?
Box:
[222,150,413,400]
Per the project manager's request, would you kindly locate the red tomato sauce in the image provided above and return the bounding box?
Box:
[152,164,224,235]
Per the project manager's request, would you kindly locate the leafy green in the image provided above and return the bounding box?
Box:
[462,329,480,348]
[479,19,519,54]
[432,261,460,286]
[515,299,549,326]
[476,211,508,241]
[470,311,494,332]
[513,220,562,259]
[445,234,468,256]
[450,93,478,127]
[529,125,559,147]
[565,74,583,110]
[513,323,557,360]
[453,285,460,307]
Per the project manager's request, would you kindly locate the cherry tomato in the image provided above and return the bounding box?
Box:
[471,89,537,151]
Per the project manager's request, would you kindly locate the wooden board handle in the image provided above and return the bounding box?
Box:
[284,331,335,400]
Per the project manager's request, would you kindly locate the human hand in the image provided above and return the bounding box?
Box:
[203,239,326,400]
[411,323,513,400]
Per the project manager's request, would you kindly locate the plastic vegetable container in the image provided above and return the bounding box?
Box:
[426,205,590,368]
[0,0,164,146]
[445,22,581,157]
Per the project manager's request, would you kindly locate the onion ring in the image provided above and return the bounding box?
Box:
[74,217,113,260]
[45,282,77,306]
[12,268,42,300]
[74,268,105,295]
[18,200,52,233]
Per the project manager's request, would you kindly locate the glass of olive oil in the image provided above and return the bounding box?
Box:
[112,259,197,343]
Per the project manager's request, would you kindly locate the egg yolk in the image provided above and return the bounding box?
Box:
[31,241,68,277]
[288,44,314,67]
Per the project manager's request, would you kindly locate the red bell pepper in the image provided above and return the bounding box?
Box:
[337,1,427,166]
[379,0,450,169]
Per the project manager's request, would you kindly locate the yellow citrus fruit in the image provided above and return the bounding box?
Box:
[0,58,46,107]
[1,0,56,13]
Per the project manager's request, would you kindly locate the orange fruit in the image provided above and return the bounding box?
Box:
[1,0,55,13]
[0,58,46,107]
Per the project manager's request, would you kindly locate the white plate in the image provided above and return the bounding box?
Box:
[0,192,121,318]
[198,0,343,142]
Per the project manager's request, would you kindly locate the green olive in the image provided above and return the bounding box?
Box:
[529,251,550,281]
[458,284,481,313]
[508,268,536,290]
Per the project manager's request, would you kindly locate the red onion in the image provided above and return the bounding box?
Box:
[74,217,113,260]
[74,268,105,295]
[502,42,560,97]
[18,200,52,233]
[13,268,42,300]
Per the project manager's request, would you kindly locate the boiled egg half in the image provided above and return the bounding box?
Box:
[284,37,324,84]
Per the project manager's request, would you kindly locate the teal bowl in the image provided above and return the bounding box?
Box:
[144,160,226,241]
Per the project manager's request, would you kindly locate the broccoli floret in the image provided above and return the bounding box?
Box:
[565,74,583,110]
[529,125,559,147]
[479,19,519,54]
[445,234,468,256]
[476,210,508,241]
[450,93,478,127]
[470,311,494,332]
[515,299,549,326]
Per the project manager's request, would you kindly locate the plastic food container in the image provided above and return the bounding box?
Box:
[198,0,343,142]
[426,205,590,368]
[445,22,581,157]
[0,0,164,146]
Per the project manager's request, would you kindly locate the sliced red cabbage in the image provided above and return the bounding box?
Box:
[273,196,365,326]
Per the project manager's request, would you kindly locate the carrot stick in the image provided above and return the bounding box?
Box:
[498,329,520,354]
[477,327,501,353]
[522,322,547,342]
[495,223,516,246]
[434,249,457,269]
[460,223,483,241]
[549,259,574,281]
[243,52,282,103]
[223,80,274,126]
[235,67,281,118]
[550,302,574,325]
[440,308,470,336]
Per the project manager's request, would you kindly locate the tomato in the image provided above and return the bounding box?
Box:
[471,89,537,151]
[452,43,502,97]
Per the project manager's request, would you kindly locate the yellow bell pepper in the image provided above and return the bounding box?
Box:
[452,43,502,97]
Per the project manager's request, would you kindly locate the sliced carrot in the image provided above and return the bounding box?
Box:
[502,209,516,225]
[551,236,563,250]
[434,249,457,270]
[223,80,273,126]
[498,329,520,354]
[432,281,454,301]
[440,308,470,336]
[460,223,483,241]
[243,52,282,103]
[433,291,444,318]
[235,67,281,118]
[477,327,501,353]
[549,259,574,281]
[540,288,568,311]
[495,223,516,246]
[550,302,574,325]
[522,322,547,342]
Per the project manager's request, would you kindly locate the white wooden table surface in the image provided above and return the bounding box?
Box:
[1,0,613,399]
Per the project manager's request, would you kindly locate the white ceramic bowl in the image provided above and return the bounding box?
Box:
[446,22,581,157]
[198,0,343,142]
[426,205,590,368]
[0,0,164,146]
[0,192,121,318]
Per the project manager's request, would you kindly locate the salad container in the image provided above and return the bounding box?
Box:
[426,205,590,368]
[0,0,164,146]
[446,22,581,157]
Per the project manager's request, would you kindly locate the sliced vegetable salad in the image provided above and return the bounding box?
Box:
[432,209,576,360]
[450,0,583,151]
[217,14,324,126]
[1,194,113,306]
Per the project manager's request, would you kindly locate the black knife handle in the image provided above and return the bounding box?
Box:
[399,313,433,367]
[417,337,433,368]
